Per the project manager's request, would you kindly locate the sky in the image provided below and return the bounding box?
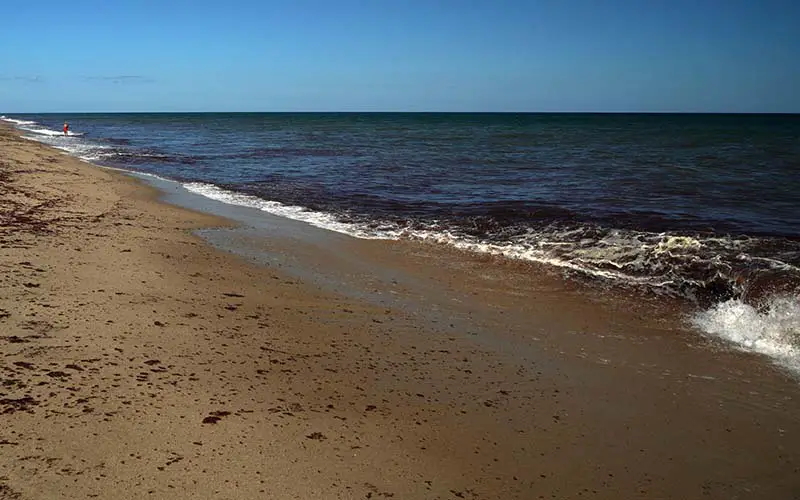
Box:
[1,0,799,113]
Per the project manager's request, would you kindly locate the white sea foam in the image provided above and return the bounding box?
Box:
[183,182,402,239]
[1,116,37,126]
[692,296,800,374]
[178,183,692,285]
[25,127,64,136]
[404,229,684,286]
[180,183,680,286]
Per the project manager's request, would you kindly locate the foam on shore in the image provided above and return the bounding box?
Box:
[692,296,800,373]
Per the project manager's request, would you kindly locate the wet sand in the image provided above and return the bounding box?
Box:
[1,123,799,499]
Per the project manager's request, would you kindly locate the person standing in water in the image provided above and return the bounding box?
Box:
[63,121,69,136]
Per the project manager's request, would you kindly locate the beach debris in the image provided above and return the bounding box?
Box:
[0,483,23,499]
[2,336,28,344]
[201,410,231,424]
[0,396,39,414]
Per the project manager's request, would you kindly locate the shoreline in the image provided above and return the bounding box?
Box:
[2,123,800,499]
[5,113,800,376]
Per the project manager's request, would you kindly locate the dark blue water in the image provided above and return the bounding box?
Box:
[4,113,800,305]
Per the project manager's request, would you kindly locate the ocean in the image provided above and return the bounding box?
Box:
[3,112,799,372]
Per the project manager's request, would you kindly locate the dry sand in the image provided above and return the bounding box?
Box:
[1,123,799,499]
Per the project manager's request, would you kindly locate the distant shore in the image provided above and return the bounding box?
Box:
[1,122,799,499]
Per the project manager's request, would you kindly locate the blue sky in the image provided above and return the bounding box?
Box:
[1,0,798,112]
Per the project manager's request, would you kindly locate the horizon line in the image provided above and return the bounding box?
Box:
[4,110,800,115]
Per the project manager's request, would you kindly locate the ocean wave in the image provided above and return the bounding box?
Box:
[21,127,84,137]
[1,116,38,126]
[183,182,401,239]
[32,128,76,137]
[191,183,649,280]
[692,296,800,374]
[180,183,800,300]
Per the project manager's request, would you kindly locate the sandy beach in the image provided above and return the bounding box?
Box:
[1,122,800,499]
